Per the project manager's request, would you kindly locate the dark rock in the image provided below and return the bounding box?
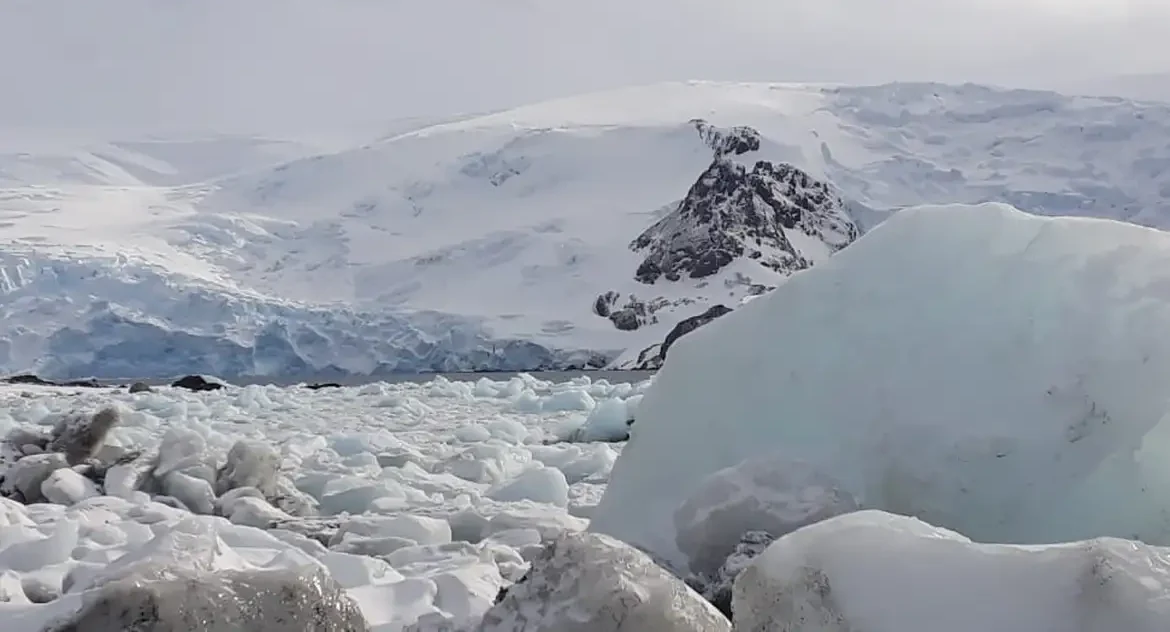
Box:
[593,291,619,318]
[2,374,103,388]
[691,119,761,158]
[305,382,343,390]
[45,566,369,632]
[128,382,153,393]
[609,307,644,331]
[631,305,734,370]
[689,530,777,621]
[593,293,681,332]
[171,375,225,391]
[632,159,858,285]
[5,427,51,452]
[660,305,732,358]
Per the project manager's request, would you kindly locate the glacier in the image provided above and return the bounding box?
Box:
[0,252,603,380]
[6,81,1170,378]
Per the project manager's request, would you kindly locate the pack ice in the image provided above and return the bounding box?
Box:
[591,202,1170,571]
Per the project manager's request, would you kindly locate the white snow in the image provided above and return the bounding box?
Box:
[733,510,1170,632]
[0,373,649,631]
[591,203,1170,570]
[6,82,1170,378]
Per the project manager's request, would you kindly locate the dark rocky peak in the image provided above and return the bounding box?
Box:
[691,119,761,158]
[631,158,858,284]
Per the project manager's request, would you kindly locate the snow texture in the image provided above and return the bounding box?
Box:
[7,82,1170,378]
[591,203,1170,569]
[477,530,729,632]
[732,510,1170,632]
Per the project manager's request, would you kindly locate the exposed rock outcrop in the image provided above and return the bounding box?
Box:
[631,160,857,284]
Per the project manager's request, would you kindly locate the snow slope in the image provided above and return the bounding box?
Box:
[1059,71,1170,104]
[591,203,1170,570]
[6,81,1170,378]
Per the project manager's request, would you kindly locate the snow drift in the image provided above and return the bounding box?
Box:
[590,202,1170,571]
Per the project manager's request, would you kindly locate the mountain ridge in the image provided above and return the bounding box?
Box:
[4,80,1170,378]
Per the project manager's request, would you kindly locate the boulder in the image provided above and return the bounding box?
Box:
[477,531,729,632]
[171,375,226,391]
[46,566,368,631]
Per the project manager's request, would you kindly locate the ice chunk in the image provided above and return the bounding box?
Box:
[330,514,452,547]
[0,519,78,573]
[154,428,211,479]
[41,468,100,505]
[592,204,1170,568]
[1,452,69,503]
[673,454,858,577]
[5,427,50,453]
[216,439,281,497]
[478,531,729,632]
[161,471,216,515]
[487,466,570,508]
[226,496,293,529]
[540,390,595,412]
[46,406,120,465]
[103,455,155,500]
[566,397,631,443]
[733,510,1170,632]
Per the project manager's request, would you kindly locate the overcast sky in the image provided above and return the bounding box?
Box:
[2,0,1167,137]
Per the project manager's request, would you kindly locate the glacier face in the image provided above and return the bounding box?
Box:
[0,253,604,380]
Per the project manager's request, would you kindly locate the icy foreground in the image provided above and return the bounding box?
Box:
[592,203,1170,570]
[734,510,1170,632]
[6,82,1170,378]
[0,374,646,631]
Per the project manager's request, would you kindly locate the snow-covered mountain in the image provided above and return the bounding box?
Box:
[5,81,1170,379]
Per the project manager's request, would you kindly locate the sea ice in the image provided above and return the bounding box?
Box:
[0,374,644,631]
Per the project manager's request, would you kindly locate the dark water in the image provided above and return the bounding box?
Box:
[104,370,657,388]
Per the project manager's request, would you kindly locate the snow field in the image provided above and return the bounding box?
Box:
[0,373,648,631]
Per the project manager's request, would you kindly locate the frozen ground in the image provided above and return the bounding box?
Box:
[0,373,646,631]
[6,81,1170,379]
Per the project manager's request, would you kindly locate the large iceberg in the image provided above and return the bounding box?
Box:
[590,203,1170,571]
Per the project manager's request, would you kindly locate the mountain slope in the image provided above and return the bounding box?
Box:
[4,81,1170,378]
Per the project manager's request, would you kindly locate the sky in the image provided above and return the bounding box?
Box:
[1,0,1168,138]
